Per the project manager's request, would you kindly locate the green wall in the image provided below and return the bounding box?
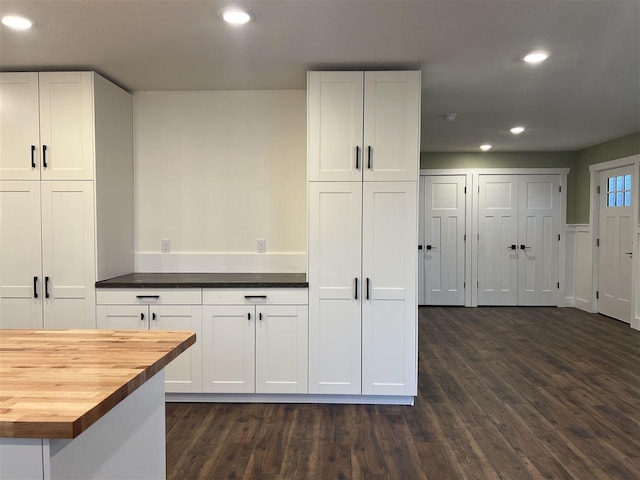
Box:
[574,132,640,223]
[420,151,580,223]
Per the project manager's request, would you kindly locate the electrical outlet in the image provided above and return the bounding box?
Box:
[161,239,171,254]
[257,239,266,254]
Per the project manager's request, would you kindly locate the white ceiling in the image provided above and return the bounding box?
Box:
[0,0,638,152]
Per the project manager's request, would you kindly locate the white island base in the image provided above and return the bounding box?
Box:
[1,371,166,480]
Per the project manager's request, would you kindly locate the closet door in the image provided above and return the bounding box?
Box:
[361,182,417,396]
[0,181,43,328]
[477,175,518,305]
[517,175,560,306]
[307,72,363,182]
[41,181,96,329]
[308,182,362,394]
[363,71,420,182]
[423,175,466,305]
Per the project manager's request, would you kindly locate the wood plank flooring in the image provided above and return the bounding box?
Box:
[166,307,640,479]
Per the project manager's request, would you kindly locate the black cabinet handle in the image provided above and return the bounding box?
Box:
[44,276,50,298]
[426,245,432,250]
[42,145,48,168]
[366,278,370,300]
[355,146,360,170]
[354,277,358,300]
[141,312,145,320]
[259,312,263,321]
[31,145,36,168]
[33,276,38,298]
[367,146,372,169]
[244,295,267,299]
[152,312,156,320]
[418,245,423,250]
[510,245,517,250]
[248,312,251,320]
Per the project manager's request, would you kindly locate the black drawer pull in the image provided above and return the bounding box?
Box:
[33,276,38,298]
[244,295,267,299]
[31,145,36,168]
[136,295,160,299]
[42,145,48,168]
[45,276,50,298]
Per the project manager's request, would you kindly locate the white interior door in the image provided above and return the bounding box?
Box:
[0,73,40,180]
[0,181,43,328]
[517,175,560,306]
[477,175,518,305]
[598,166,634,322]
[307,72,363,182]
[423,175,466,305]
[361,181,417,396]
[40,181,96,329]
[308,182,362,394]
[363,71,420,182]
[202,305,255,393]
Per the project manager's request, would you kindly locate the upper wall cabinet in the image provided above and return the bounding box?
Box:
[307,71,421,182]
[0,72,94,180]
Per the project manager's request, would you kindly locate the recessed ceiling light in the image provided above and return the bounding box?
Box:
[480,144,492,152]
[523,50,549,64]
[220,7,251,25]
[510,126,525,135]
[1,14,33,31]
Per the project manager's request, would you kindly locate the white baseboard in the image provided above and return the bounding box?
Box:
[134,252,307,273]
[165,393,415,405]
[575,297,593,313]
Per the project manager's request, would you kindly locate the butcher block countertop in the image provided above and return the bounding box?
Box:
[0,329,195,439]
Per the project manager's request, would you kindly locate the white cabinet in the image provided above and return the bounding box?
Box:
[307,71,420,182]
[202,289,308,394]
[96,289,203,393]
[0,72,94,181]
[0,181,96,329]
[307,70,420,398]
[0,71,134,329]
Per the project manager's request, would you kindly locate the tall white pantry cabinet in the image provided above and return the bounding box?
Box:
[0,72,134,329]
[307,71,420,397]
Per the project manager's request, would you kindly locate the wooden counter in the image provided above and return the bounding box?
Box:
[0,329,195,439]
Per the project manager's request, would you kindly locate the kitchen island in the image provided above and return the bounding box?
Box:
[0,329,195,479]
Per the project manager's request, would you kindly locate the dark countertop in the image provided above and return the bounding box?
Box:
[95,272,308,289]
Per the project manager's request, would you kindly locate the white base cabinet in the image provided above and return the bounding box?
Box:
[96,289,202,393]
[202,289,308,394]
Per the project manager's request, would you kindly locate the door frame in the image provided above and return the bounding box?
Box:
[589,155,640,329]
[420,168,568,307]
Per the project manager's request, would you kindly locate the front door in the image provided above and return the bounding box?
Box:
[598,166,634,322]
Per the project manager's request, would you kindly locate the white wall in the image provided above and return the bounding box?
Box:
[134,90,307,272]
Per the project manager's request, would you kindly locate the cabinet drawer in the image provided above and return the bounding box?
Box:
[203,288,308,305]
[96,289,202,305]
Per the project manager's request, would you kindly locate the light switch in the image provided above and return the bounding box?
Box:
[257,239,266,253]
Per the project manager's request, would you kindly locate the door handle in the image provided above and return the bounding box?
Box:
[509,245,517,250]
[42,145,48,168]
[33,276,38,298]
[44,276,50,298]
[624,252,633,257]
[520,244,531,250]
[426,245,433,250]
[31,145,36,168]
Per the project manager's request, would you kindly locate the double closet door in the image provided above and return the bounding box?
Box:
[477,174,561,306]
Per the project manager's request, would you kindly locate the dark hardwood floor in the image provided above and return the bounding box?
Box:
[166,307,640,479]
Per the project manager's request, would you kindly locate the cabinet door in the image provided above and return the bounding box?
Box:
[307,71,363,182]
[308,182,362,394]
[202,305,255,393]
[363,71,420,182]
[41,181,96,329]
[96,305,148,329]
[39,72,94,180]
[256,305,308,394]
[477,175,519,306]
[151,305,203,393]
[361,182,417,395]
[0,73,40,180]
[0,181,43,328]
